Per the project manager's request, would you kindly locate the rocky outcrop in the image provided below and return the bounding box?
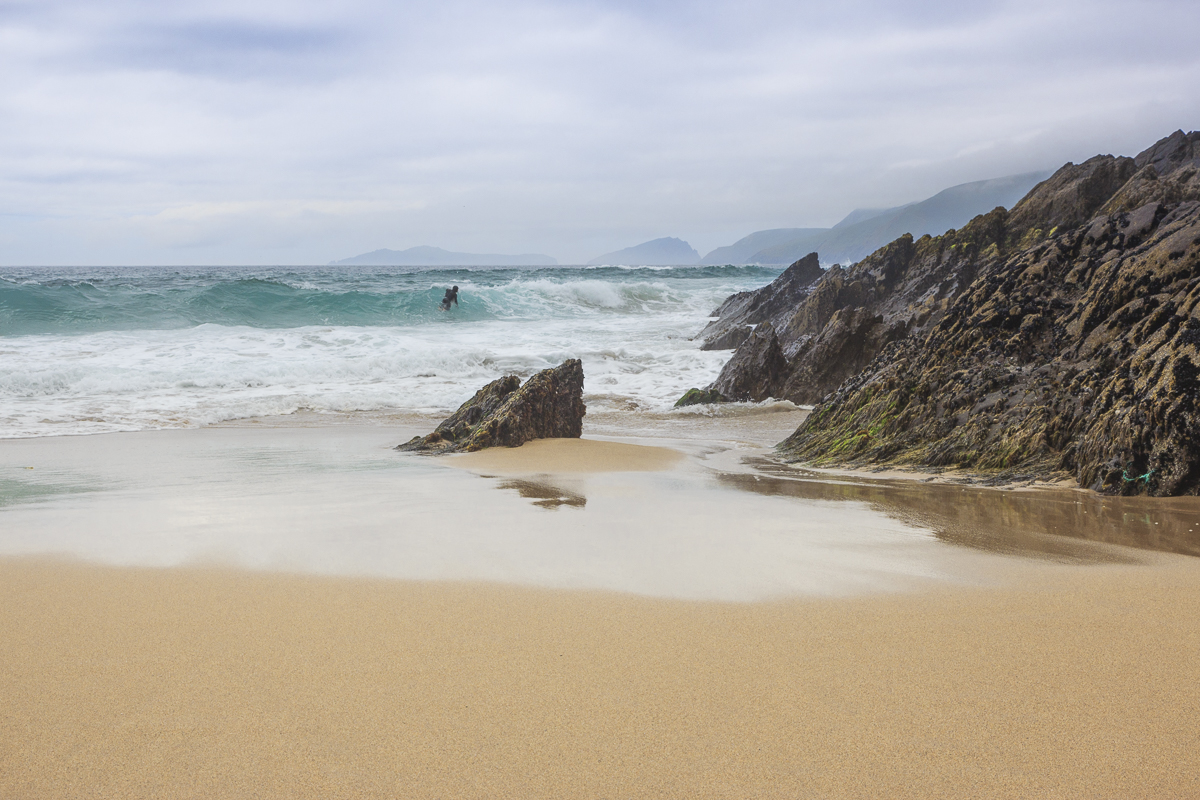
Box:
[696,218,1002,404]
[1101,130,1200,215]
[398,359,585,453]
[697,253,824,351]
[709,322,788,402]
[1003,154,1139,249]
[398,374,521,453]
[766,130,1200,495]
[696,138,1200,412]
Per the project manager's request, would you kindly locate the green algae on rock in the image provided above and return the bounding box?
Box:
[674,388,728,407]
[781,196,1200,496]
[398,359,586,454]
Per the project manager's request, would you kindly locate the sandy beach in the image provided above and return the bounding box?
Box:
[3,413,1200,797]
[6,8,1199,798]
[3,555,1199,799]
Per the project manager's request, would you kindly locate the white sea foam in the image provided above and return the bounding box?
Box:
[0,265,775,438]
[0,313,730,437]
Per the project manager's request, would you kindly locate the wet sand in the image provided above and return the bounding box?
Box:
[3,556,1199,799]
[4,414,1200,796]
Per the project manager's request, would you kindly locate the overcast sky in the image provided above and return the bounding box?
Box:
[1,0,1198,265]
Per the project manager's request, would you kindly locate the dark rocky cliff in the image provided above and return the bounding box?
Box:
[704,130,1200,495]
[698,252,824,352]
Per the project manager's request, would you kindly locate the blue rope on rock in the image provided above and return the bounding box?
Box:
[1121,468,1154,484]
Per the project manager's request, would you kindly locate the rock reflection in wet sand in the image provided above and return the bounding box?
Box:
[723,459,1200,562]
[495,478,587,509]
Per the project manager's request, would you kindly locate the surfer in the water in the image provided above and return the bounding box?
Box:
[440,285,459,311]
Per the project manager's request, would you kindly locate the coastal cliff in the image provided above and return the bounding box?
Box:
[703,130,1200,495]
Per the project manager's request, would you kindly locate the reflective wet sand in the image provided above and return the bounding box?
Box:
[13,418,1174,600]
[4,413,1200,597]
[3,413,1200,797]
[726,459,1200,559]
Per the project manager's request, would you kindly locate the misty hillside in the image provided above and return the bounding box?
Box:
[703,171,1051,266]
[588,237,700,266]
[331,246,557,266]
[700,228,826,265]
[830,206,908,229]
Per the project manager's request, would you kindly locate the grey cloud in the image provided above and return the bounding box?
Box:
[99,21,350,78]
[4,2,356,80]
[0,0,1198,265]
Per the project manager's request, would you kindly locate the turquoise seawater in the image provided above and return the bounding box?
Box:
[0,265,781,335]
[0,264,782,437]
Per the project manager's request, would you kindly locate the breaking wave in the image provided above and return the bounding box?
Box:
[0,264,782,437]
[0,265,779,335]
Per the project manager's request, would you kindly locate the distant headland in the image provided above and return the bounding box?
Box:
[330,246,557,266]
[587,237,701,266]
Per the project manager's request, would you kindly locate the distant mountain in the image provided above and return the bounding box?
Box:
[330,246,557,266]
[701,171,1052,266]
[830,206,910,229]
[588,237,700,266]
[700,228,826,266]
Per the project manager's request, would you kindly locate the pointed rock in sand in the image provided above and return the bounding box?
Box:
[398,359,586,454]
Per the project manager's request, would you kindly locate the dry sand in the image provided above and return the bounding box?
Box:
[447,437,685,474]
[3,556,1199,799]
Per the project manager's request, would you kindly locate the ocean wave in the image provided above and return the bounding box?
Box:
[0,264,782,437]
[0,264,777,335]
[669,399,807,416]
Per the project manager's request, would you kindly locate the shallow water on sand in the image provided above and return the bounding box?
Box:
[3,414,1196,601]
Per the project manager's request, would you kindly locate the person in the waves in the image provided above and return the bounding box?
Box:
[440,285,459,311]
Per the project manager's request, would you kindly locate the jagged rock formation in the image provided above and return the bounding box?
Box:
[698,252,824,353]
[710,322,788,402]
[398,360,585,453]
[700,228,985,404]
[704,130,1200,495]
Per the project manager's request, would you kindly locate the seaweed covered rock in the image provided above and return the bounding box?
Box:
[1003,153,1139,250]
[776,130,1200,496]
[398,359,585,454]
[674,387,727,407]
[401,374,521,452]
[1102,130,1200,216]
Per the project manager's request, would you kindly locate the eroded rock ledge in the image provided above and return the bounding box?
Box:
[700,130,1200,495]
[398,359,585,454]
